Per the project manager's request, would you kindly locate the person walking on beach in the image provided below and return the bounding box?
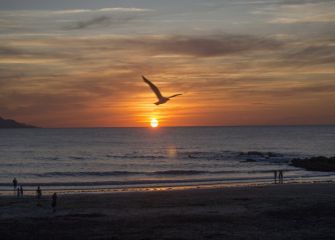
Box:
[52,193,57,213]
[273,170,278,184]
[12,178,18,191]
[279,170,284,184]
[36,186,42,206]
[36,186,42,199]
[20,185,24,197]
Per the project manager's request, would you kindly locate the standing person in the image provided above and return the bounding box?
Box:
[20,185,24,197]
[36,186,42,199]
[12,178,18,191]
[273,170,277,184]
[51,193,57,213]
[36,186,42,206]
[279,170,284,184]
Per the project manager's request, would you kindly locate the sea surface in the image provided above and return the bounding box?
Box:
[0,126,334,193]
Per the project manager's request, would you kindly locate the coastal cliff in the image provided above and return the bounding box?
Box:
[0,117,37,128]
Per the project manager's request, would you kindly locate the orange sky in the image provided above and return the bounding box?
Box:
[0,1,335,127]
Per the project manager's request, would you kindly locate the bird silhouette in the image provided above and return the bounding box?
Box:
[142,76,182,105]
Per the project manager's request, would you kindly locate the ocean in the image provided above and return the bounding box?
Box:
[0,126,334,193]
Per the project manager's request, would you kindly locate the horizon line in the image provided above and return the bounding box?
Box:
[18,124,335,129]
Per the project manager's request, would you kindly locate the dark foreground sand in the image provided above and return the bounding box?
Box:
[1,183,335,240]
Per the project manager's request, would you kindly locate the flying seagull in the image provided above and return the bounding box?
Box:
[142,76,182,105]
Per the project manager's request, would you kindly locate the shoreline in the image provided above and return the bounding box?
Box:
[1,177,334,196]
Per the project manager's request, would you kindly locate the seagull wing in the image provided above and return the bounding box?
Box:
[168,94,182,99]
[142,76,163,100]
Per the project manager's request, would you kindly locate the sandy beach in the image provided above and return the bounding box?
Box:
[1,183,334,240]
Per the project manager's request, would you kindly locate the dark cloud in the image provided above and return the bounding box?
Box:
[64,14,138,30]
[279,45,335,66]
[121,34,283,57]
[66,16,111,29]
[0,43,69,59]
[0,46,23,55]
[4,34,335,74]
[168,35,281,56]
[231,83,335,98]
[287,45,335,65]
[0,34,283,60]
[278,84,335,97]
[63,9,151,30]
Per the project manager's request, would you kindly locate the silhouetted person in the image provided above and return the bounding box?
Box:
[13,178,18,191]
[36,186,42,199]
[52,193,57,213]
[36,186,42,206]
[279,170,284,184]
[20,186,24,197]
[273,170,278,184]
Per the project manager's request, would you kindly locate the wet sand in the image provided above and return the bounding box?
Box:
[1,183,335,240]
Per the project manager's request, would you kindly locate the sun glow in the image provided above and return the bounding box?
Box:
[150,118,159,128]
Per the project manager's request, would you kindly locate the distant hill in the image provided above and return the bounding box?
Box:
[0,117,37,128]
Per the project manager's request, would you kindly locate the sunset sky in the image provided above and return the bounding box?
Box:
[0,0,334,127]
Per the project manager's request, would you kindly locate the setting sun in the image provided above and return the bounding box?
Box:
[150,118,159,128]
